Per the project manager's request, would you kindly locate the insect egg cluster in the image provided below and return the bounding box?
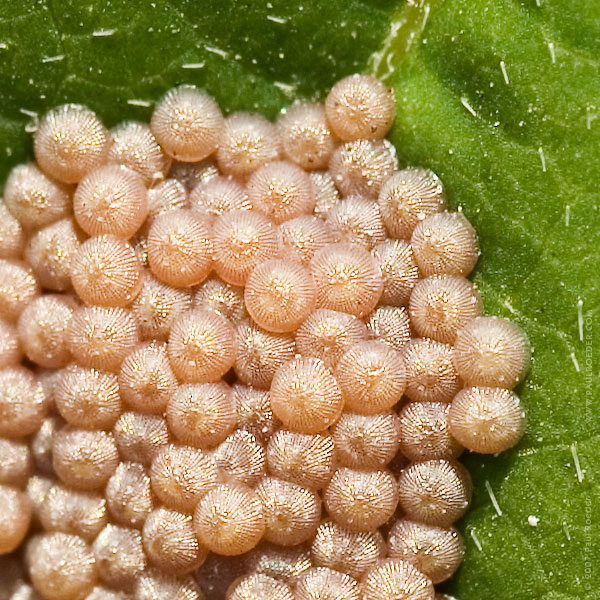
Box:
[0,73,530,600]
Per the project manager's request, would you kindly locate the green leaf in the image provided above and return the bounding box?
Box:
[1,1,598,598]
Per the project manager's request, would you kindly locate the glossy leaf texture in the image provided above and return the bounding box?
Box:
[0,1,598,598]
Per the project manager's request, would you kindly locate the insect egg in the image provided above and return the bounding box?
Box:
[398,402,463,461]
[325,74,395,141]
[294,567,361,600]
[310,243,383,317]
[245,543,311,584]
[0,438,33,487]
[147,209,213,287]
[193,483,265,555]
[232,384,278,443]
[0,485,32,554]
[130,272,192,341]
[0,319,23,369]
[37,483,108,542]
[118,342,177,414]
[247,160,315,223]
[92,524,146,588]
[65,306,139,372]
[105,462,153,529]
[448,386,526,453]
[278,215,337,265]
[37,366,62,403]
[149,444,218,512]
[25,475,53,521]
[26,533,98,600]
[255,477,322,546]
[0,260,40,322]
[108,122,171,185]
[212,210,279,286]
[269,356,343,434]
[167,382,236,448]
[52,427,119,491]
[228,573,294,600]
[266,429,335,490]
[0,201,25,259]
[73,165,148,239]
[25,218,83,292]
[324,468,399,532]
[366,305,412,351]
[295,308,369,370]
[150,85,224,162]
[244,258,316,333]
[326,195,386,249]
[212,429,266,486]
[311,520,386,579]
[402,338,461,403]
[142,507,207,574]
[335,340,406,414]
[378,168,445,239]
[411,211,479,276]
[329,139,398,199]
[189,175,250,218]
[216,112,280,177]
[409,275,482,343]
[361,559,434,600]
[371,239,419,307]
[0,366,47,437]
[387,519,464,584]
[167,308,237,383]
[87,587,131,600]
[331,411,401,470]
[135,570,204,600]
[278,103,336,170]
[31,416,62,476]
[397,459,472,527]
[310,170,341,218]
[34,103,110,183]
[146,178,188,219]
[17,295,75,368]
[233,321,296,389]
[195,276,248,322]
[71,235,142,307]
[4,163,72,230]
[112,412,169,467]
[453,316,531,388]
